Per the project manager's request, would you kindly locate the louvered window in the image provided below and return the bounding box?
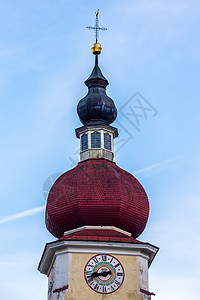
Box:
[104,133,111,150]
[81,133,88,151]
[91,131,101,148]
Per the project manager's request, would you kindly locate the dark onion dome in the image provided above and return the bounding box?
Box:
[45,159,149,238]
[77,56,117,125]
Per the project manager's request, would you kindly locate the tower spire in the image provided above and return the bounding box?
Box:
[76,10,117,162]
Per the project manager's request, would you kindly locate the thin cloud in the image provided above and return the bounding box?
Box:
[133,157,183,177]
[0,205,45,225]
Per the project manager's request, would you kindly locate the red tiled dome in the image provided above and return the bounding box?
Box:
[45,159,149,238]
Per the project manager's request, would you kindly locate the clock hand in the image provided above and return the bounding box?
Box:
[89,270,111,278]
[89,271,99,278]
[100,270,111,277]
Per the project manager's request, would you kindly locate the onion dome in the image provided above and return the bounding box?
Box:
[77,55,117,125]
[45,159,149,238]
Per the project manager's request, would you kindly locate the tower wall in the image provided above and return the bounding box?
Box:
[51,253,147,300]
[39,237,157,300]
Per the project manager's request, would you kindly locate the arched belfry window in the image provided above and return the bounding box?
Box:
[91,131,101,148]
[81,133,88,151]
[104,133,111,150]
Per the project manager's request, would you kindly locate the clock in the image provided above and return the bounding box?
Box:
[48,267,55,300]
[84,254,124,294]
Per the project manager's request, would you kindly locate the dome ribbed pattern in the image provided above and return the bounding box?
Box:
[46,159,149,238]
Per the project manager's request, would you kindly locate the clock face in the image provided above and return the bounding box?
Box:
[48,267,55,300]
[84,254,124,294]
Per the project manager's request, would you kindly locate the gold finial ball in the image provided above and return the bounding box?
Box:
[92,43,102,55]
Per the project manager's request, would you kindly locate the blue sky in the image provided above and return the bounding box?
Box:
[0,0,200,299]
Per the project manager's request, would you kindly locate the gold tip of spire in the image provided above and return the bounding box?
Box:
[92,43,102,55]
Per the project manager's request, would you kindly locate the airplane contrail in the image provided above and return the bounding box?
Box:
[133,157,183,176]
[0,205,45,224]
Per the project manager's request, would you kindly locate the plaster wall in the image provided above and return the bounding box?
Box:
[48,254,69,300]
[138,256,148,290]
[49,252,148,300]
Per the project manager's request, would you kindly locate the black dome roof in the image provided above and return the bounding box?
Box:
[77,55,117,126]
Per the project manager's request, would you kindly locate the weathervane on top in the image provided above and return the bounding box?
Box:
[86,9,107,55]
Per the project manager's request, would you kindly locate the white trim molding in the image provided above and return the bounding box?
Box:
[38,239,159,276]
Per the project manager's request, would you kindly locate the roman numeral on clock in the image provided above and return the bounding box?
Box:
[101,255,107,261]
[109,257,113,264]
[87,277,94,285]
[93,257,98,263]
[115,280,121,286]
[115,263,120,268]
[117,272,123,276]
[85,270,92,276]
[94,284,99,291]
[102,286,107,293]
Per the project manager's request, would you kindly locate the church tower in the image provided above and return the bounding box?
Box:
[38,10,158,300]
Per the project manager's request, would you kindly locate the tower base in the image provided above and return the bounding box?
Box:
[38,227,158,300]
